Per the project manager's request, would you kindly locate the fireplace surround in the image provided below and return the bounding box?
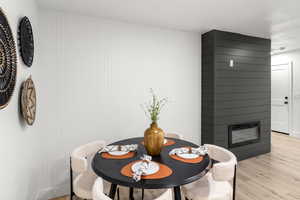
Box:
[201,30,271,160]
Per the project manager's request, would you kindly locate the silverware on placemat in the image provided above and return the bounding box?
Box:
[169,146,208,156]
[99,144,138,153]
[132,154,152,181]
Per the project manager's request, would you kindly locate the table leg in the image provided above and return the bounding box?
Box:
[109,183,118,199]
[174,186,182,200]
[129,187,134,200]
[117,188,120,200]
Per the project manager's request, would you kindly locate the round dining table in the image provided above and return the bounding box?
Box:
[92,137,212,200]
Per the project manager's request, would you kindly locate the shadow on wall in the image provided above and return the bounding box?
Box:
[26,165,45,200]
[17,82,27,129]
[35,155,70,200]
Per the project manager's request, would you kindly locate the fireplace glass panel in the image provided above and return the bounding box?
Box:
[229,122,260,148]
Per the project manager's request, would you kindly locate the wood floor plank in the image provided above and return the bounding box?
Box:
[52,132,300,200]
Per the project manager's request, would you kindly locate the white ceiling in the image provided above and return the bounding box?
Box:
[37,0,300,53]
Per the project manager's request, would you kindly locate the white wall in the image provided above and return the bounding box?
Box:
[0,5,201,199]
[0,0,43,199]
[36,9,201,198]
[272,51,300,138]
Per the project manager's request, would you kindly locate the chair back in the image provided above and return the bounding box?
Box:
[205,144,237,182]
[71,140,106,173]
[93,178,112,200]
[165,133,183,139]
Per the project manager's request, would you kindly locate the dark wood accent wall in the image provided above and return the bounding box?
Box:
[201,30,271,160]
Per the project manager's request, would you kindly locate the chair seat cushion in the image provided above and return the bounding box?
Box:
[73,171,98,199]
[182,173,232,200]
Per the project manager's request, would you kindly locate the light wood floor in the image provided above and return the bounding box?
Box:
[236,132,300,200]
[52,132,300,200]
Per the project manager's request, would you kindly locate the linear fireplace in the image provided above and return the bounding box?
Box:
[228,122,261,148]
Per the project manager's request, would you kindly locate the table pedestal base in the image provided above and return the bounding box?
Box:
[129,187,134,200]
[109,185,182,200]
[109,183,118,199]
[174,186,182,200]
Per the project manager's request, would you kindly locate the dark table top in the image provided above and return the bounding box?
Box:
[92,137,211,189]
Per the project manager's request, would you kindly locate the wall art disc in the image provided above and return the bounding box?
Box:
[0,8,17,110]
[21,76,36,126]
[18,16,34,67]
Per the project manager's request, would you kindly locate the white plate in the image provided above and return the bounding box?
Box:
[108,151,129,156]
[164,139,168,144]
[131,161,160,176]
[177,153,199,159]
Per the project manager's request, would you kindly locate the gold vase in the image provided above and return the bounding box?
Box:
[144,122,165,156]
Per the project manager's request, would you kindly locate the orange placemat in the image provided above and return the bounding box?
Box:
[164,139,176,146]
[121,160,173,179]
[170,154,204,164]
[141,139,175,146]
[101,152,136,159]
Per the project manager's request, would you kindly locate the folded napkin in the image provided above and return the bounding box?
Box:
[169,145,208,157]
[99,144,138,153]
[132,154,152,182]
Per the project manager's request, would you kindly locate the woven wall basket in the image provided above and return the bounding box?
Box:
[0,8,17,110]
[21,76,36,126]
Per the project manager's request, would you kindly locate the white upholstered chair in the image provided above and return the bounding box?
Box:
[165,133,183,139]
[70,140,106,200]
[182,144,237,200]
[150,188,173,200]
[93,178,112,200]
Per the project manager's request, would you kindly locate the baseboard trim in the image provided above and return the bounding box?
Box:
[35,184,69,200]
[291,130,300,139]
